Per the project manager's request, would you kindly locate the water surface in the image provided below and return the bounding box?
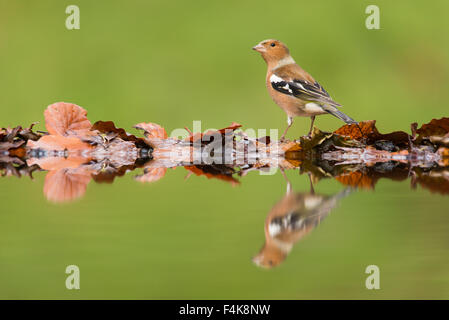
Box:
[1,157,448,299]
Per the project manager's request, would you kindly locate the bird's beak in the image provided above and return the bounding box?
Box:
[252,255,262,266]
[252,44,266,53]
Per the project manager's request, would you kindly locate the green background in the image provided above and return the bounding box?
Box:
[1,0,449,299]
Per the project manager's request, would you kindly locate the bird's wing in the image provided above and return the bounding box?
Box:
[270,65,341,107]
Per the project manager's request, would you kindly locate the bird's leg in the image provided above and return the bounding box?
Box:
[308,172,315,195]
[280,167,292,194]
[306,116,316,139]
[280,116,293,142]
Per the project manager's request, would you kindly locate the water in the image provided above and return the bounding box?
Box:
[1,155,449,299]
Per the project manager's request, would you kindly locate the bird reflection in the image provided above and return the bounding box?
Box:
[253,172,352,268]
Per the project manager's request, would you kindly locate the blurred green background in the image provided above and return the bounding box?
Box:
[1,0,449,299]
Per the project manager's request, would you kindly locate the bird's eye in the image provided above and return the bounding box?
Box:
[270,43,276,47]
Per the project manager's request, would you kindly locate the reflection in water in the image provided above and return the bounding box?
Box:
[2,148,449,269]
[253,174,351,268]
[24,157,151,202]
[2,114,449,270]
[2,152,449,202]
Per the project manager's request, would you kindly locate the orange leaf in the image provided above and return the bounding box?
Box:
[44,102,92,136]
[134,122,168,139]
[335,171,375,189]
[26,135,93,151]
[27,156,90,171]
[334,120,409,145]
[334,121,377,140]
[43,168,92,203]
[438,147,449,158]
[135,167,167,183]
[185,122,242,143]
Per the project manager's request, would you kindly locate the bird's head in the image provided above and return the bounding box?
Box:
[252,39,290,65]
[252,242,287,269]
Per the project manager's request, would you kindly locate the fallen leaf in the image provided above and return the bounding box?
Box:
[44,102,92,136]
[416,117,449,140]
[91,121,150,148]
[134,122,168,148]
[91,164,135,184]
[0,124,42,157]
[135,167,167,183]
[27,156,90,171]
[281,141,302,152]
[0,162,40,178]
[438,147,449,158]
[26,135,92,151]
[43,168,92,203]
[334,120,410,145]
[185,122,242,143]
[134,122,168,139]
[414,117,449,147]
[335,172,375,190]
[185,165,239,186]
[7,147,26,158]
[415,169,449,196]
[0,140,25,152]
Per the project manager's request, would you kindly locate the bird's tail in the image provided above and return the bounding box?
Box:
[321,105,357,124]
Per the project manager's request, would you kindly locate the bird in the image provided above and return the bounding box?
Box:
[252,39,357,141]
[252,180,352,269]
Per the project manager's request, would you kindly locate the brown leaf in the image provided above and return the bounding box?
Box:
[0,161,40,178]
[415,170,449,196]
[44,102,92,136]
[416,117,449,139]
[91,121,149,148]
[8,147,26,158]
[185,122,242,143]
[0,124,42,161]
[334,121,376,140]
[3,126,22,142]
[185,165,239,186]
[334,120,409,145]
[92,164,135,184]
[0,140,25,152]
[18,122,42,141]
[334,165,410,190]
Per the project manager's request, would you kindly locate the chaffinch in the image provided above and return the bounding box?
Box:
[252,186,352,269]
[252,39,357,140]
